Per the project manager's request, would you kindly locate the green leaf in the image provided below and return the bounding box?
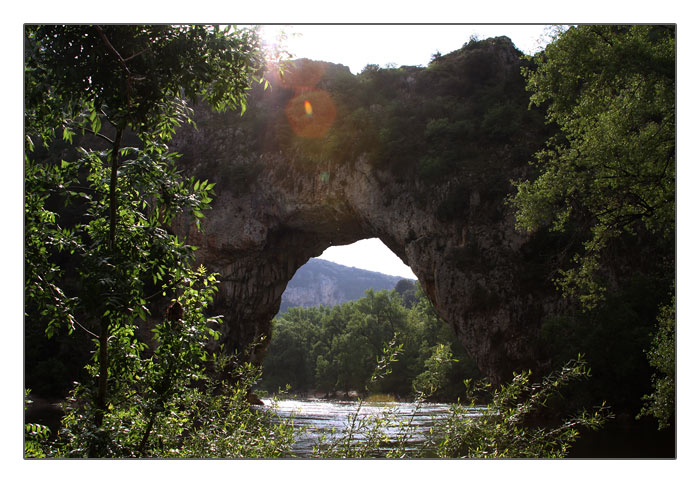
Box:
[62,127,73,143]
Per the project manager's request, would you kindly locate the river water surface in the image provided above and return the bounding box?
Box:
[261,398,479,457]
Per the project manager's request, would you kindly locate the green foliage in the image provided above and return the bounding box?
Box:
[25,24,264,346]
[23,24,288,458]
[29,269,297,458]
[261,286,480,399]
[25,25,264,140]
[45,267,217,456]
[255,38,543,205]
[412,344,456,399]
[311,336,417,459]
[49,353,298,458]
[431,356,611,458]
[638,292,676,429]
[508,25,675,431]
[312,400,393,458]
[510,25,675,308]
[24,390,52,458]
[367,334,404,391]
[163,361,296,458]
[309,349,608,459]
[536,275,667,414]
[394,278,419,307]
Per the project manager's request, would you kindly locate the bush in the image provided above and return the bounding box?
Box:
[308,343,610,459]
[430,356,611,458]
[26,268,298,458]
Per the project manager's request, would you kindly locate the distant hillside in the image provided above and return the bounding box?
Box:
[279,258,412,313]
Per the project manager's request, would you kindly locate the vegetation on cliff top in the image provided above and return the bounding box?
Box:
[184,37,551,224]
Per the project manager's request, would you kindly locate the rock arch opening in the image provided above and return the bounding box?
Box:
[174,144,544,383]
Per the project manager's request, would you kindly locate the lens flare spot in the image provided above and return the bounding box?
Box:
[285,89,336,138]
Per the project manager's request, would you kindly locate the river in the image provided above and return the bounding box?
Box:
[260,398,480,457]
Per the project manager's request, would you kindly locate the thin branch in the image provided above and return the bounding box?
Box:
[62,121,114,146]
[87,128,114,146]
[94,25,131,77]
[123,47,149,62]
[93,26,138,108]
[100,109,119,129]
[73,319,99,339]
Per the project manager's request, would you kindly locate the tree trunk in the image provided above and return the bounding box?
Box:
[94,127,123,430]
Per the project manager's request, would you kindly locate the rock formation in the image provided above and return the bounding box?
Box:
[171,37,558,383]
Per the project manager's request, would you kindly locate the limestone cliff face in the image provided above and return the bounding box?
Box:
[281,275,340,311]
[170,37,558,382]
[279,258,405,313]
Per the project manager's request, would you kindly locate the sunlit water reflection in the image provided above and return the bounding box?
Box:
[260,398,481,457]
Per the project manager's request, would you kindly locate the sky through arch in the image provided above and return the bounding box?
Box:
[316,238,417,279]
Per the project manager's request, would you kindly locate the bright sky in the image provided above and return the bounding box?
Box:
[317,238,417,280]
[260,24,555,74]
[259,24,554,279]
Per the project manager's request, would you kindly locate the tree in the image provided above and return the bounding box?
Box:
[509,25,675,429]
[511,25,675,308]
[260,287,480,399]
[262,308,320,391]
[24,24,266,455]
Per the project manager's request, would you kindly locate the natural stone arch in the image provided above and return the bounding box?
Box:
[170,40,557,383]
[169,144,550,383]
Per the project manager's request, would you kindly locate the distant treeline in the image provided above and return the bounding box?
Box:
[260,282,481,400]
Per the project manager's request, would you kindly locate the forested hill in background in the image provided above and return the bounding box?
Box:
[279,258,411,313]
